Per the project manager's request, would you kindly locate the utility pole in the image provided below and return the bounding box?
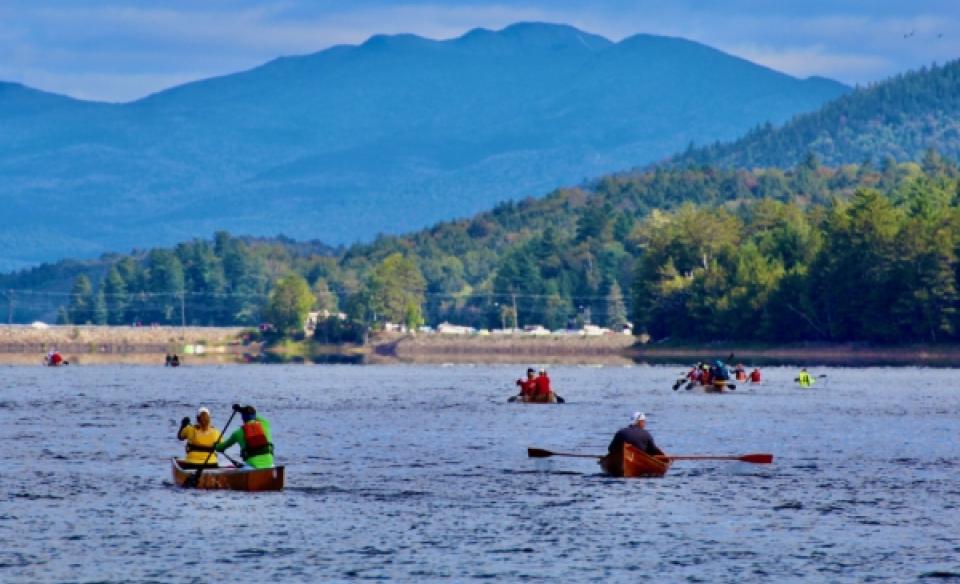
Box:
[6,290,12,324]
[511,292,518,332]
[180,290,186,328]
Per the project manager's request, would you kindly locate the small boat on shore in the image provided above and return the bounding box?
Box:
[599,444,671,477]
[171,459,285,491]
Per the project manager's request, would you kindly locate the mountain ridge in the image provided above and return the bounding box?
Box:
[0,22,849,271]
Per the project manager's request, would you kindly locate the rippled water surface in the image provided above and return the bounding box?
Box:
[1,364,959,582]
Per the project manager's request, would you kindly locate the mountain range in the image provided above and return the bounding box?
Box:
[0,22,848,271]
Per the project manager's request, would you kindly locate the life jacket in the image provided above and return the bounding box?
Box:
[183,426,219,464]
[241,420,273,459]
[750,370,761,383]
[798,372,814,387]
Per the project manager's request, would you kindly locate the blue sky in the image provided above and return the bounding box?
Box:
[2,0,958,102]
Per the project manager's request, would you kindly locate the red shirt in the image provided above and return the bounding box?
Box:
[519,378,538,397]
[749,370,761,382]
[535,374,551,396]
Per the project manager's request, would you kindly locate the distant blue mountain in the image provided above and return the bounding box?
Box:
[0,22,848,270]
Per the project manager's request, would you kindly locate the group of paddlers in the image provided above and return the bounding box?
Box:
[513,367,563,403]
[176,404,276,470]
[675,360,760,391]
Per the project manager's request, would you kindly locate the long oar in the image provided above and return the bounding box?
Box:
[528,448,773,464]
[658,453,773,464]
[183,405,239,488]
[528,447,601,459]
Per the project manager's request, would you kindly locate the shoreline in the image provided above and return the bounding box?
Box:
[2,325,960,366]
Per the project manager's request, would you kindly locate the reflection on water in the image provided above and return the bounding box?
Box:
[1,364,958,582]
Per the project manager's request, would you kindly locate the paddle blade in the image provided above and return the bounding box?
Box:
[740,453,774,464]
[527,448,554,458]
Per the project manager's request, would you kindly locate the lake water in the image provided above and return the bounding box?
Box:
[1,364,958,582]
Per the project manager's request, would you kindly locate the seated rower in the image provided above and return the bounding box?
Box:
[216,405,275,469]
[177,407,221,469]
[603,412,665,475]
[749,368,761,383]
[515,368,538,402]
[608,412,665,457]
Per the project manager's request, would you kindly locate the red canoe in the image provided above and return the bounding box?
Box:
[171,459,285,491]
[599,443,671,478]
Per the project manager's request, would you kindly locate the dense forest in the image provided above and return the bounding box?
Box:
[4,152,960,344]
[670,59,960,169]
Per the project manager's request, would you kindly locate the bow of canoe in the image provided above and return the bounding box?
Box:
[171,458,285,491]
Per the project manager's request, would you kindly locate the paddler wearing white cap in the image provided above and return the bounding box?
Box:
[607,411,665,458]
[176,406,221,469]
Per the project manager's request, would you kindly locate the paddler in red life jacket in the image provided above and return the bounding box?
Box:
[216,405,275,469]
[533,368,552,402]
[749,368,761,383]
[734,363,747,382]
[177,407,221,469]
[516,368,539,402]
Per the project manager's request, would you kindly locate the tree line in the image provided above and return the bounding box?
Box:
[6,154,960,343]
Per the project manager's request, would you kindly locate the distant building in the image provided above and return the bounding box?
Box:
[437,322,475,335]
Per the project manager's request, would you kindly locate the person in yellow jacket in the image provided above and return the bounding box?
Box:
[177,407,221,468]
[796,368,815,388]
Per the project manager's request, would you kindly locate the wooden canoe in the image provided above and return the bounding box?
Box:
[599,443,671,478]
[171,459,285,491]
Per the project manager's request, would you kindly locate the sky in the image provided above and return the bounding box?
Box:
[1,0,958,102]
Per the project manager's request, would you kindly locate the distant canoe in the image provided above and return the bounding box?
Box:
[599,444,671,478]
[171,459,285,491]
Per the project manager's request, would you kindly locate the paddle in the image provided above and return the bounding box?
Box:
[656,453,773,464]
[220,451,243,468]
[528,448,773,464]
[183,404,240,488]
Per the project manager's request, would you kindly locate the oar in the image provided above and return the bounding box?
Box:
[672,377,685,391]
[183,404,239,488]
[528,448,773,464]
[527,447,602,459]
[657,453,773,464]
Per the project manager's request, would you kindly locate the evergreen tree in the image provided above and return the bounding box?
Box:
[67,275,94,325]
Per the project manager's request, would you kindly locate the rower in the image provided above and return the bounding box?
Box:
[608,412,665,457]
[749,368,761,383]
[177,407,221,469]
[216,405,275,469]
[797,368,815,388]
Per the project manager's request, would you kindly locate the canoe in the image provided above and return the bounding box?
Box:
[171,458,285,491]
[599,443,671,478]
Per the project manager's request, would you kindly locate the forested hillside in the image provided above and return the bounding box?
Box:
[5,153,960,343]
[671,60,960,169]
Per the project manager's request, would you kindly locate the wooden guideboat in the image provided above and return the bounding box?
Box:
[599,443,671,478]
[171,459,285,491]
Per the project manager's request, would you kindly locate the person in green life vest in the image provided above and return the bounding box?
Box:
[796,368,815,388]
[216,405,275,468]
